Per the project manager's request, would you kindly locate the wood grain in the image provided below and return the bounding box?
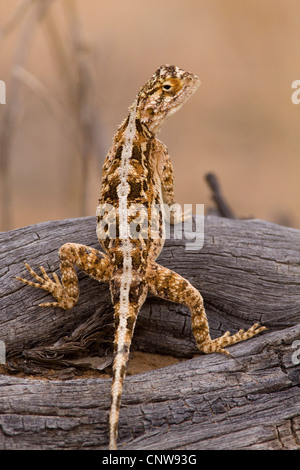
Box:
[0,215,299,449]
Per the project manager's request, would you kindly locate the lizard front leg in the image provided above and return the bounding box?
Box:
[15,243,112,310]
[157,142,192,224]
[147,263,266,355]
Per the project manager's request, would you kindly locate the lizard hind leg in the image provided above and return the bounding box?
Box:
[15,243,112,310]
[147,263,266,356]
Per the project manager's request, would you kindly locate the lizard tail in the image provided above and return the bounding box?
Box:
[108,295,143,450]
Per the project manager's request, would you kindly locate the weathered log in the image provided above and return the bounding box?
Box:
[0,325,299,450]
[1,216,299,358]
[0,215,299,449]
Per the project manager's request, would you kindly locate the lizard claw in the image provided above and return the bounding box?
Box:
[39,302,60,308]
[15,263,55,289]
[14,263,69,309]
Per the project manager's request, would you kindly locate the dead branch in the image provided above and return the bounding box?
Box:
[205,172,235,218]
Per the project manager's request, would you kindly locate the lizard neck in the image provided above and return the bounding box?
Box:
[117,100,137,239]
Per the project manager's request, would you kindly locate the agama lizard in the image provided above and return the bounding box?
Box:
[16,65,266,449]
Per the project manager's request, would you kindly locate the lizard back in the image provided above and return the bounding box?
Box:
[96,65,201,449]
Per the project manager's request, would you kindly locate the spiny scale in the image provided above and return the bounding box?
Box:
[15,65,266,450]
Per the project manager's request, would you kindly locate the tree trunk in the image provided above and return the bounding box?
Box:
[0,215,299,449]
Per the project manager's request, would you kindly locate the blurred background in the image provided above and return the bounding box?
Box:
[0,0,299,232]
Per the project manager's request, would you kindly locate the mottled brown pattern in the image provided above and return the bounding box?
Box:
[16,65,266,450]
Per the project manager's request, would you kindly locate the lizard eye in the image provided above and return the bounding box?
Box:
[162,83,172,91]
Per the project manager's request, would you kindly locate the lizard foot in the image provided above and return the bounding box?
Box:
[200,323,267,356]
[14,263,74,309]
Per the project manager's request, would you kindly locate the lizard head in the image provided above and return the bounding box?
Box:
[136,65,200,133]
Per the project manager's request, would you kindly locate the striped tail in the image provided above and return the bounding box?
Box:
[108,295,144,450]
